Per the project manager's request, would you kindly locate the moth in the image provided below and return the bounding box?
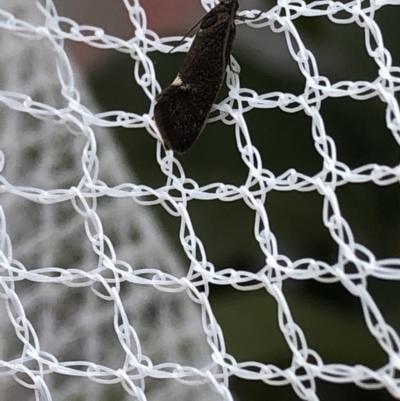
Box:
[154,0,241,154]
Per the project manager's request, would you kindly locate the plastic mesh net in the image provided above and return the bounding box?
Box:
[0,0,399,400]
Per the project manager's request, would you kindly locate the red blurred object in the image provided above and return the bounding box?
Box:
[55,0,204,71]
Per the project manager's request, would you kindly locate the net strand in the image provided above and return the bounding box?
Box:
[0,0,399,400]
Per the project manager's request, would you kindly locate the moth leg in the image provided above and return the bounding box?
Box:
[236,10,263,22]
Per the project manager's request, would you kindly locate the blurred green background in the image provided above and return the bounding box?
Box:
[85,1,400,399]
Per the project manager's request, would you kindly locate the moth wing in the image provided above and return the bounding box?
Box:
[154,84,209,154]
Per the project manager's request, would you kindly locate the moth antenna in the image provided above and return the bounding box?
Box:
[155,12,208,65]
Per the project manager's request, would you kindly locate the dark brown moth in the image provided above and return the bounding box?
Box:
[154,0,239,154]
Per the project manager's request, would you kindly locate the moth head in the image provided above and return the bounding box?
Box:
[218,0,239,8]
[200,0,238,30]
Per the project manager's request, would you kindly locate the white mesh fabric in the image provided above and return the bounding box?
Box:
[0,1,216,401]
[0,0,399,401]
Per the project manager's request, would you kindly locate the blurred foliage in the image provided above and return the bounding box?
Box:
[89,2,400,399]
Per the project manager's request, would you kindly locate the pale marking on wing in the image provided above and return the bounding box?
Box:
[171,74,183,85]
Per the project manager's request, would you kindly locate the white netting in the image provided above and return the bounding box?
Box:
[0,0,399,400]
